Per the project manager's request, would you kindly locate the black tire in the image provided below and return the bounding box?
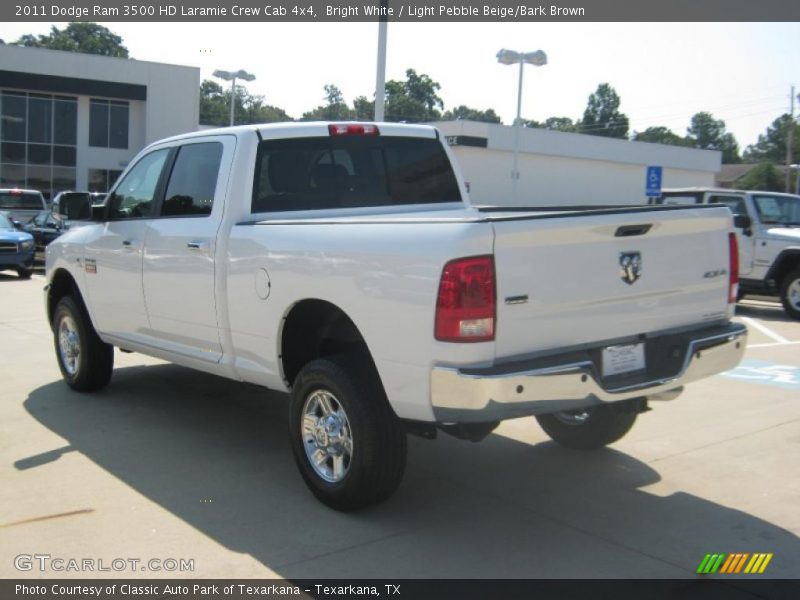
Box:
[536,404,638,450]
[17,267,32,279]
[779,267,800,320]
[53,296,114,392]
[289,355,407,511]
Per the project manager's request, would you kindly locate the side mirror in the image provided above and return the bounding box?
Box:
[733,214,752,236]
[90,204,107,222]
[11,219,23,230]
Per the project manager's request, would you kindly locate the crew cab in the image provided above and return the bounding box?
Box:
[658,187,800,319]
[45,123,747,510]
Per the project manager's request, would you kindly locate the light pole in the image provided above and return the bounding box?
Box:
[791,164,800,195]
[213,69,256,127]
[496,49,547,201]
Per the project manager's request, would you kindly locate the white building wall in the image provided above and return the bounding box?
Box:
[434,120,720,207]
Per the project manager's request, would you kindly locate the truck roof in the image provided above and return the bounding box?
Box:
[662,187,800,199]
[153,121,440,147]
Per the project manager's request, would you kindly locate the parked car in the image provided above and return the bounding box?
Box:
[0,188,47,224]
[657,188,800,319]
[24,210,64,260]
[45,122,747,510]
[24,193,101,260]
[0,212,35,278]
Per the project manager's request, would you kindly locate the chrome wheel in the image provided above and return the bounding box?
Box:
[58,315,81,376]
[553,408,592,426]
[787,278,800,310]
[301,389,353,483]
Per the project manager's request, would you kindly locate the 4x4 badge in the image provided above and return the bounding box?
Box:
[620,251,642,285]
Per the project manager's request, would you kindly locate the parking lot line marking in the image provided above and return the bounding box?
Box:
[741,317,790,344]
[748,341,800,348]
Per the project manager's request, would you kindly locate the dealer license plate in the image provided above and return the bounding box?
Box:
[602,343,646,377]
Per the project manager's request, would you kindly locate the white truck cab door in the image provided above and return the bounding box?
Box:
[707,194,754,276]
[83,148,171,340]
[141,136,234,363]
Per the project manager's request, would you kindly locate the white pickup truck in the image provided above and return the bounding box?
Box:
[45,122,746,510]
[658,187,800,319]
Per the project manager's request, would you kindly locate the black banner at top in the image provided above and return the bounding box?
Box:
[4,0,800,22]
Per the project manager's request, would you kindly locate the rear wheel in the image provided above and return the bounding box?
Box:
[536,403,638,450]
[17,267,32,279]
[779,268,800,320]
[289,355,406,511]
[53,296,114,391]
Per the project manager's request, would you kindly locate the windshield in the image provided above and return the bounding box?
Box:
[0,214,13,229]
[753,195,800,225]
[0,192,44,210]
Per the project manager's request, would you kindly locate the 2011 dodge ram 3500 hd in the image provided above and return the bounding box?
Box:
[45,122,747,510]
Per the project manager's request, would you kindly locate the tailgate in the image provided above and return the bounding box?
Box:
[491,206,734,358]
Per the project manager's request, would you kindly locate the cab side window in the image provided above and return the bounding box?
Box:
[161,142,223,217]
[107,149,169,220]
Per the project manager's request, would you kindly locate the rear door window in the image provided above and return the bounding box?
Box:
[161,142,223,217]
[252,136,461,213]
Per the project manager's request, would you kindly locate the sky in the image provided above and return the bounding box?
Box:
[1,21,798,148]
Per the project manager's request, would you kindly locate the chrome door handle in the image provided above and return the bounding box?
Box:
[187,241,209,251]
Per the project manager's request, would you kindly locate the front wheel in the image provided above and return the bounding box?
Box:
[17,267,32,279]
[779,268,800,320]
[53,296,114,391]
[289,355,407,511]
[536,403,638,450]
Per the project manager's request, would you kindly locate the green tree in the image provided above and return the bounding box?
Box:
[743,114,800,164]
[579,83,629,138]
[384,69,444,123]
[199,79,290,126]
[633,126,691,147]
[442,105,502,123]
[13,23,129,58]
[302,84,354,121]
[687,112,740,163]
[542,117,577,132]
[352,96,374,120]
[737,162,785,192]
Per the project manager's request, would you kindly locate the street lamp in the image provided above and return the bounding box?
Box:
[496,49,547,200]
[213,68,256,127]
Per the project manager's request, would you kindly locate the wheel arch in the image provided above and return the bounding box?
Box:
[279,298,376,387]
[47,268,86,329]
[766,249,800,286]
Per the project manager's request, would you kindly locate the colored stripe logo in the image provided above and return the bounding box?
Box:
[696,553,773,574]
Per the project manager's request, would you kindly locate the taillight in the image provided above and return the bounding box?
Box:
[435,256,496,342]
[728,232,739,304]
[328,123,379,136]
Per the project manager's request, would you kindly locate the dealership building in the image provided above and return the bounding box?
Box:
[434,120,721,206]
[0,45,199,199]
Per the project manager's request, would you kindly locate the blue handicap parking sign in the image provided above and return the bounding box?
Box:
[646,166,662,197]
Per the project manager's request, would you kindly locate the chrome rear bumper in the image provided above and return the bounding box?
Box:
[431,322,747,423]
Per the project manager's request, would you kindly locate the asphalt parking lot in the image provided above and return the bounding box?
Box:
[1,271,798,580]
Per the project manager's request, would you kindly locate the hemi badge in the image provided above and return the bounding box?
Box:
[85,258,97,274]
[703,269,727,279]
[505,295,528,305]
